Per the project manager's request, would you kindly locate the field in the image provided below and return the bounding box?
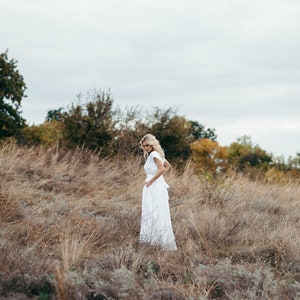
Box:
[0,144,299,299]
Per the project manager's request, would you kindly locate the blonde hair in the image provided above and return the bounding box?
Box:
[140,134,165,159]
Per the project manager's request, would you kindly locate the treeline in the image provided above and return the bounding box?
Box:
[16,89,300,181]
[19,89,217,164]
[1,50,300,181]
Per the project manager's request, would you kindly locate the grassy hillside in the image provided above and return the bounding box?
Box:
[0,144,299,299]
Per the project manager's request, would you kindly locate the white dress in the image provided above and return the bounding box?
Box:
[139,150,177,250]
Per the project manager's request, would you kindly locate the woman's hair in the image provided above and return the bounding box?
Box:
[140,134,165,159]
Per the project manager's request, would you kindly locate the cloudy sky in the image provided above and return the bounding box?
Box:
[1,0,300,159]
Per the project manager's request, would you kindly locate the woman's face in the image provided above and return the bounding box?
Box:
[142,141,153,153]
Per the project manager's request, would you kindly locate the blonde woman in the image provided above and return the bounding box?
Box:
[139,134,177,250]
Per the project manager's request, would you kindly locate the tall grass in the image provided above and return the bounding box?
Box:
[0,143,299,299]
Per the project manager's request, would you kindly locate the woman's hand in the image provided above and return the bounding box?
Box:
[144,157,169,188]
[145,180,153,187]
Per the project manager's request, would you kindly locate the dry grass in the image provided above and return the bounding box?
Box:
[0,143,300,299]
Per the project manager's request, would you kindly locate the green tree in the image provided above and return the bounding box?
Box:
[145,107,217,165]
[0,51,27,139]
[226,135,272,171]
[112,106,151,157]
[189,120,217,141]
[150,108,191,163]
[60,90,117,153]
[287,153,300,169]
[46,107,63,122]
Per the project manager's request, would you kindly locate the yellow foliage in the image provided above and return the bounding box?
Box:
[22,121,64,147]
[190,138,227,173]
[264,167,287,184]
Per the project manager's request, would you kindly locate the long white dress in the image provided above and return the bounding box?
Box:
[139,150,177,250]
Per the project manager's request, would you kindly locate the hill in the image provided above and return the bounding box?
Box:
[0,144,299,299]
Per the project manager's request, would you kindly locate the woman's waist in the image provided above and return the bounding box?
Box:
[145,175,169,186]
[145,174,165,180]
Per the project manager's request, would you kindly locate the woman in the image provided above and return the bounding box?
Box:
[139,134,177,250]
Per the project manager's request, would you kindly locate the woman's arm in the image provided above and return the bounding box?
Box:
[145,157,165,187]
[163,159,171,173]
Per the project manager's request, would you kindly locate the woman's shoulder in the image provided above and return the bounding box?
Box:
[150,150,163,160]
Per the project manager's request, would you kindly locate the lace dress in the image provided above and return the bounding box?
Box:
[139,150,177,250]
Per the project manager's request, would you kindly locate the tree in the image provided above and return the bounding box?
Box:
[60,90,117,153]
[46,107,63,122]
[287,153,300,169]
[0,51,27,139]
[226,135,272,171]
[190,138,227,173]
[150,108,192,164]
[112,106,151,157]
[189,120,217,141]
[21,120,64,147]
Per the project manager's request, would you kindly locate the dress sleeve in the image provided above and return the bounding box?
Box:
[151,151,163,161]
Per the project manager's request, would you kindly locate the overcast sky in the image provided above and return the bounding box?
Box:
[1,0,300,159]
